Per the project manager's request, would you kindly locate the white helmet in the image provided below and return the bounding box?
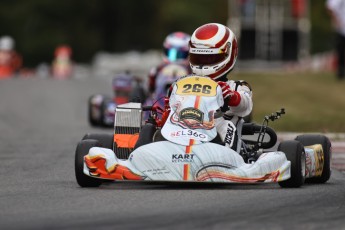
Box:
[189,23,238,80]
[0,36,14,51]
[163,32,190,62]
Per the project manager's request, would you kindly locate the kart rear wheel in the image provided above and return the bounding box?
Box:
[134,123,156,149]
[82,133,114,149]
[278,140,306,188]
[130,85,147,103]
[295,134,331,183]
[100,96,114,127]
[75,139,103,187]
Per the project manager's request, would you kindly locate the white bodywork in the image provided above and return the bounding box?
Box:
[84,141,291,183]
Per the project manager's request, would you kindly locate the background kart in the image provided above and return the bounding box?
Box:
[88,72,146,127]
[77,98,331,188]
[145,62,190,109]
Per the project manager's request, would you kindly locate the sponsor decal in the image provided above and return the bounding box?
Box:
[169,129,208,141]
[179,108,204,123]
[172,153,195,163]
[224,122,236,148]
[304,145,324,178]
[305,153,312,177]
[190,48,219,54]
[142,167,170,176]
[170,103,215,130]
[308,144,324,177]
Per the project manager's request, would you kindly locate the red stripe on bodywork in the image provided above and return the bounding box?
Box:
[183,94,200,181]
[183,164,189,180]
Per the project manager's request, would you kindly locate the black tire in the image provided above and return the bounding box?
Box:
[88,95,99,126]
[82,133,114,149]
[100,96,114,127]
[295,134,331,183]
[278,140,306,188]
[134,124,156,149]
[130,85,147,103]
[75,139,103,187]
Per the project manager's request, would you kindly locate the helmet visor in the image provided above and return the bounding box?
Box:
[189,52,227,66]
[164,48,189,62]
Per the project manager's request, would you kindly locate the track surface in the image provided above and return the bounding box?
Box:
[1,78,345,230]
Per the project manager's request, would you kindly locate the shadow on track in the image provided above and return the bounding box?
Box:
[77,180,282,190]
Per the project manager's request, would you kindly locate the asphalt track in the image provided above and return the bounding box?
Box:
[1,77,345,230]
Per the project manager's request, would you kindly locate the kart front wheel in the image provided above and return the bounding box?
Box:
[75,139,103,187]
[278,140,306,188]
[295,134,331,183]
[82,133,114,149]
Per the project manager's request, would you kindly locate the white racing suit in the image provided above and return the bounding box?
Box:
[215,80,253,152]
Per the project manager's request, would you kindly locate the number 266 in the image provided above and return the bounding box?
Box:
[182,84,211,94]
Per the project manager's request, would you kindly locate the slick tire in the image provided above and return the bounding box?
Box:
[130,85,147,103]
[134,124,156,149]
[75,139,103,187]
[88,95,99,127]
[82,133,114,149]
[295,134,331,183]
[278,140,306,188]
[100,96,114,127]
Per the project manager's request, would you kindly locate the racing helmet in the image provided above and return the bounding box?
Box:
[163,32,190,62]
[54,45,72,57]
[189,23,238,80]
[0,36,15,51]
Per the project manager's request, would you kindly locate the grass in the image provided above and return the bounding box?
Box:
[230,71,345,133]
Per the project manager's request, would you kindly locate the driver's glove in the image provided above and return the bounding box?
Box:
[217,81,241,106]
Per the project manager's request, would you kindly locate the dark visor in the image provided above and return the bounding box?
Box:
[189,53,227,66]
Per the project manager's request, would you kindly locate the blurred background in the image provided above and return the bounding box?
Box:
[0,0,343,132]
[0,0,335,73]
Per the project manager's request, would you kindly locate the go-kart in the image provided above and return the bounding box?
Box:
[88,72,146,127]
[76,80,331,188]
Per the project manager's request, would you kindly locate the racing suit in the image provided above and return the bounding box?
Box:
[0,50,22,78]
[215,79,253,152]
[163,74,252,152]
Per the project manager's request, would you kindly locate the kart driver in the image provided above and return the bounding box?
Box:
[0,36,22,78]
[148,31,192,94]
[187,23,253,152]
[189,23,253,152]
